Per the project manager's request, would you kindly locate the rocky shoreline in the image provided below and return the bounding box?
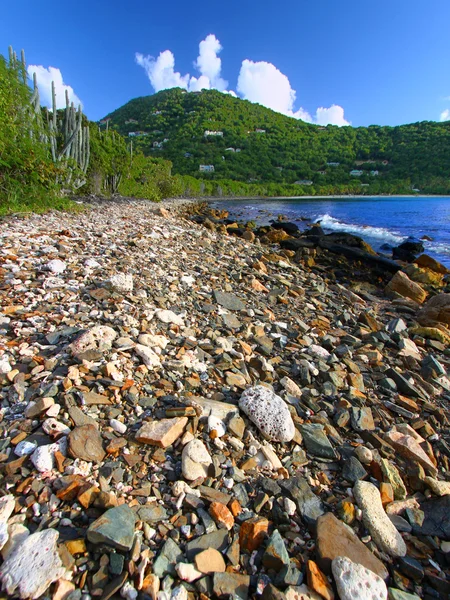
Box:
[0,197,449,600]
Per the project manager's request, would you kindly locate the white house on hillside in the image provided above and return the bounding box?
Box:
[350,170,364,177]
[204,130,223,137]
[199,165,215,172]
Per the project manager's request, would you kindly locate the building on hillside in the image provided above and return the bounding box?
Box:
[317,170,327,175]
[355,159,376,166]
[327,162,340,167]
[184,152,192,158]
[370,170,379,176]
[235,148,241,153]
[255,128,266,133]
[350,170,364,177]
[199,165,215,172]
[294,180,313,185]
[153,141,163,148]
[225,147,236,152]
[152,111,162,116]
[125,119,138,125]
[129,131,149,137]
[204,130,223,137]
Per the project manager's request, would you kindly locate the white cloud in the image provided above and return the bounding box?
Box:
[136,35,350,126]
[27,65,82,109]
[440,109,450,121]
[136,34,228,93]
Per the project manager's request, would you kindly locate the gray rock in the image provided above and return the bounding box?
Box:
[332,556,388,600]
[353,481,406,557]
[263,529,290,571]
[299,424,336,459]
[70,325,117,358]
[239,386,295,442]
[385,368,423,399]
[87,504,136,551]
[213,572,250,600]
[342,456,367,483]
[136,503,168,523]
[153,538,183,577]
[412,495,450,539]
[68,424,105,463]
[280,477,324,528]
[351,407,375,431]
[186,529,229,561]
[214,290,246,311]
[0,529,66,599]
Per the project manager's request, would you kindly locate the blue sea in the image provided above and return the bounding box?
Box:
[210,196,450,268]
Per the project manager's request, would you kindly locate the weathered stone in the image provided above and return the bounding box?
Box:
[412,495,450,539]
[70,325,117,358]
[417,293,450,327]
[332,556,387,600]
[209,502,234,530]
[285,585,323,600]
[109,273,133,292]
[185,529,229,561]
[380,459,407,500]
[280,477,324,528]
[0,529,67,599]
[263,529,290,571]
[134,344,161,369]
[182,438,212,480]
[385,271,427,304]
[136,417,188,448]
[424,476,450,496]
[68,425,105,463]
[239,516,269,552]
[239,385,295,442]
[353,481,406,557]
[306,560,334,600]
[351,407,375,431]
[194,548,226,574]
[300,424,336,459]
[214,290,246,311]
[87,504,136,551]
[316,513,388,580]
[384,430,437,476]
[213,572,250,600]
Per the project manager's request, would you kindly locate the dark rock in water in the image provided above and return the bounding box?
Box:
[270,221,299,235]
[412,495,450,540]
[325,231,374,251]
[392,240,424,262]
[302,225,325,238]
[380,243,393,251]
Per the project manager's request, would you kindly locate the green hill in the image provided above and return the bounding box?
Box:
[102,88,450,194]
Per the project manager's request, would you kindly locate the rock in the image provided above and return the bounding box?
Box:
[306,561,334,600]
[155,309,184,326]
[109,273,133,292]
[0,496,15,525]
[384,430,437,476]
[414,254,449,274]
[351,407,375,431]
[384,271,427,304]
[171,585,188,600]
[342,457,367,483]
[153,538,183,577]
[380,459,407,500]
[181,438,212,480]
[134,344,161,369]
[417,293,450,327]
[70,325,117,359]
[239,385,295,442]
[285,585,323,600]
[31,440,64,473]
[0,356,11,375]
[424,476,450,496]
[185,529,228,561]
[300,424,336,459]
[213,572,250,600]
[353,481,406,557]
[315,513,388,580]
[110,418,127,435]
[136,417,188,448]
[68,424,105,463]
[87,504,136,551]
[239,516,269,552]
[355,446,373,464]
[175,562,202,582]
[209,502,234,530]
[331,556,388,600]
[213,290,246,311]
[46,259,66,274]
[262,583,288,600]
[280,477,324,528]
[388,590,422,600]
[263,529,290,571]
[0,529,67,599]
[411,495,450,539]
[194,548,226,574]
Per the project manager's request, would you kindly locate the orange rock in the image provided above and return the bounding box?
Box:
[306,560,335,600]
[209,501,234,530]
[251,279,269,293]
[135,417,188,448]
[52,579,76,600]
[239,516,269,552]
[385,271,427,304]
[77,484,100,509]
[228,498,242,517]
[65,538,87,555]
[380,482,394,506]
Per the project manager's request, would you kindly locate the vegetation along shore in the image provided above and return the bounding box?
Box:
[1,45,450,600]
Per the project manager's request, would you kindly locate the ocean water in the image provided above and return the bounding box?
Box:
[210,196,450,267]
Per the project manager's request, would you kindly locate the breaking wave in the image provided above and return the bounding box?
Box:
[315,214,406,245]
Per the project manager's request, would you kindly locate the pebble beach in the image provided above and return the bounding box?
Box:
[0,197,449,600]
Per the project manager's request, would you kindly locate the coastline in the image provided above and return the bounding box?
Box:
[0,198,449,599]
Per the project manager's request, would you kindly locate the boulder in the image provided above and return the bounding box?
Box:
[417,293,450,327]
[392,240,424,262]
[331,556,387,600]
[239,386,295,442]
[384,271,427,304]
[414,254,449,274]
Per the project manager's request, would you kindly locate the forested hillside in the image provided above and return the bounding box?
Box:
[103,88,450,195]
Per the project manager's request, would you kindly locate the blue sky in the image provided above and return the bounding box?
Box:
[2,0,450,126]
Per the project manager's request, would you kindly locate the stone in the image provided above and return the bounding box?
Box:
[316,513,388,580]
[87,504,136,551]
[209,502,234,530]
[25,396,55,418]
[153,538,183,577]
[342,456,367,483]
[155,309,184,326]
[262,583,288,600]
[70,325,117,358]
[0,529,67,599]
[68,424,105,463]
[0,356,11,375]
[1,524,29,560]
[194,548,226,574]
[185,529,229,561]
[262,529,290,571]
[182,438,212,480]
[213,290,246,311]
[424,476,450,496]
[136,503,168,523]
[0,495,15,525]
[285,585,323,600]
[134,344,161,369]
[239,516,269,552]
[353,481,406,557]
[351,407,375,431]
[213,572,250,600]
[388,590,421,600]
[175,563,202,582]
[46,259,66,274]
[412,495,450,539]
[280,477,324,528]
[306,561,334,600]
[300,424,336,459]
[31,440,64,473]
[417,293,450,327]
[414,253,449,274]
[171,585,188,600]
[380,459,407,500]
[331,556,388,600]
[239,385,295,442]
[384,430,437,476]
[136,417,187,448]
[355,446,373,465]
[109,273,133,292]
[52,579,76,600]
[385,271,427,304]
